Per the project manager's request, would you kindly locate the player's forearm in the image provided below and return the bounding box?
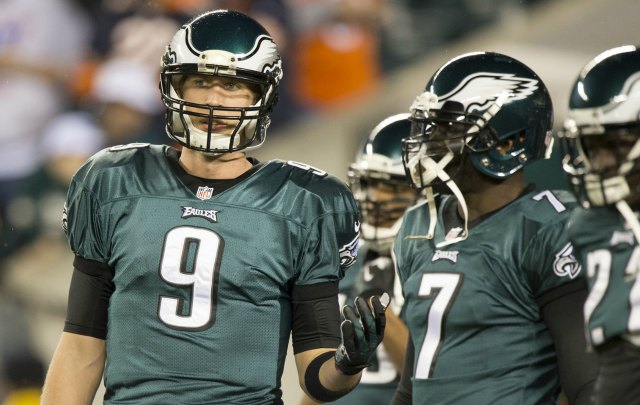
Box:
[296,349,360,402]
[382,310,409,372]
[41,332,105,405]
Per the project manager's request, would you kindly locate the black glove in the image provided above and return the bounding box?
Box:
[334,293,389,375]
[352,256,395,299]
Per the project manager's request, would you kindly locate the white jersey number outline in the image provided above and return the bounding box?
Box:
[415,272,463,379]
[158,226,223,330]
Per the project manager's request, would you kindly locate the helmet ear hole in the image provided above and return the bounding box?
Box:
[495,138,515,155]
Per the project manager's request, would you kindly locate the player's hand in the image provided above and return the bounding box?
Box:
[334,293,390,375]
[352,256,395,299]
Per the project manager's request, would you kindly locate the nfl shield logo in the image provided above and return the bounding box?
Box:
[196,186,214,200]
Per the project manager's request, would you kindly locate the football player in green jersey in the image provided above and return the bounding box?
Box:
[560,45,640,405]
[300,114,420,405]
[390,52,598,405]
[41,10,387,405]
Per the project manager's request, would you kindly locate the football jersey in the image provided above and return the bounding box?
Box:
[567,206,640,347]
[333,245,403,405]
[63,144,360,404]
[393,189,582,405]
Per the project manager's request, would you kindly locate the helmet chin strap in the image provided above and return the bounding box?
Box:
[184,115,242,152]
[615,200,640,260]
[404,91,507,246]
[434,177,469,248]
[405,152,469,246]
[181,102,264,154]
[610,137,640,274]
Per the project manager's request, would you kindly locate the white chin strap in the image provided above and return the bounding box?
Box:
[402,91,509,246]
[615,201,640,270]
[405,152,469,247]
[183,115,243,152]
[613,138,640,261]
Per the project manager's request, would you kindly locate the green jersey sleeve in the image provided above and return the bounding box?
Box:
[63,148,112,264]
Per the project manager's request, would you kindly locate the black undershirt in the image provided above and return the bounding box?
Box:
[165,151,262,196]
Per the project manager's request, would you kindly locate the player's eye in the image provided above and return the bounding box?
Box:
[183,77,211,89]
[194,78,212,88]
[223,81,250,92]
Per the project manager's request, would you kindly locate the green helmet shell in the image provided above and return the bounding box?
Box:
[352,113,412,178]
[414,51,554,179]
[162,10,283,80]
[567,45,640,125]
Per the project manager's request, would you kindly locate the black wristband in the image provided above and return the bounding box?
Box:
[304,351,356,402]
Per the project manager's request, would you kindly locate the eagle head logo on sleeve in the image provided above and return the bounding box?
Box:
[553,242,582,279]
[339,232,360,270]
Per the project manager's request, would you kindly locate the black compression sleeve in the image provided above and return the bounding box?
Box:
[291,281,342,353]
[390,334,414,405]
[538,278,597,405]
[594,338,640,405]
[64,255,114,339]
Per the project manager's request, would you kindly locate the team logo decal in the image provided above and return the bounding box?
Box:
[196,186,214,200]
[181,206,219,223]
[62,202,68,234]
[439,72,539,113]
[553,242,581,279]
[339,234,360,269]
[163,48,177,65]
[602,71,640,122]
[432,250,459,263]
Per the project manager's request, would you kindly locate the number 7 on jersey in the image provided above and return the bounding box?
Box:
[415,273,463,379]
